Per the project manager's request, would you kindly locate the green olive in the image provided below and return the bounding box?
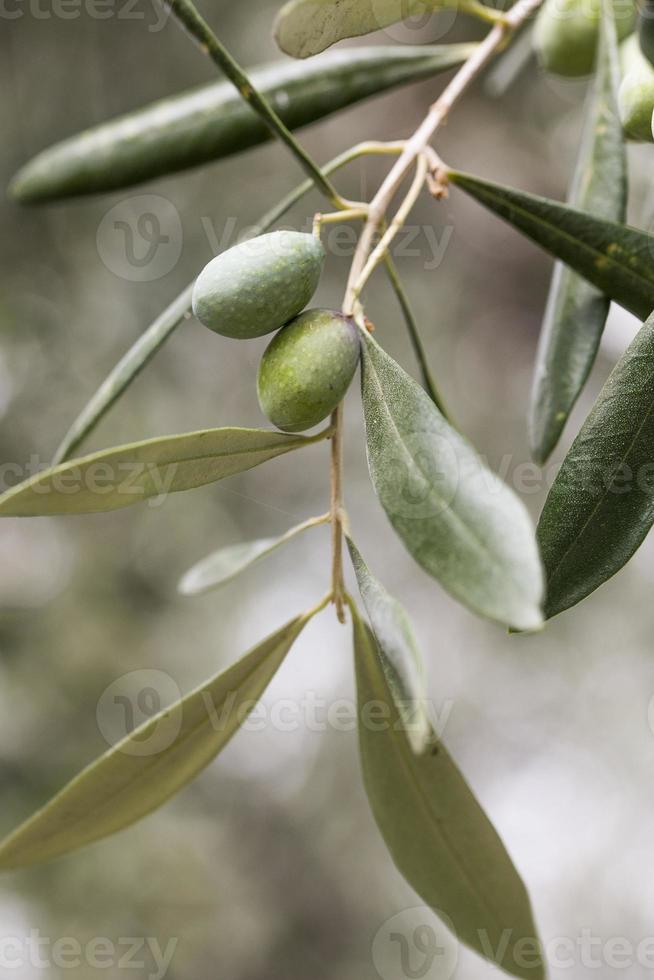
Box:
[619,33,654,140]
[257,309,360,432]
[533,0,636,77]
[192,230,324,339]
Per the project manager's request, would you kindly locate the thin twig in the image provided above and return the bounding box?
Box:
[382,252,450,420]
[353,153,429,299]
[162,0,348,208]
[342,0,544,314]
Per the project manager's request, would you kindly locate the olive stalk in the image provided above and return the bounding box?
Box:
[328,0,544,624]
[343,0,544,311]
[162,0,350,208]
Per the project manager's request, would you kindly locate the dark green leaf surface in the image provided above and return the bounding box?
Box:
[180,515,326,595]
[538,310,654,618]
[275,0,437,58]
[346,538,431,753]
[352,610,543,979]
[529,0,627,464]
[0,427,327,517]
[360,330,544,629]
[11,46,475,203]
[449,170,654,320]
[0,616,306,869]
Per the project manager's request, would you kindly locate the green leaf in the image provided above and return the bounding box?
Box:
[275,0,436,58]
[179,514,327,595]
[352,608,543,980]
[0,427,329,517]
[346,537,431,753]
[359,330,544,629]
[529,0,627,464]
[448,170,654,320]
[53,284,194,465]
[0,615,307,869]
[10,46,476,203]
[538,309,654,618]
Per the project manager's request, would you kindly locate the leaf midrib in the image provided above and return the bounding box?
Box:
[455,177,654,309]
[360,639,508,943]
[545,364,654,587]
[0,640,291,863]
[364,346,515,582]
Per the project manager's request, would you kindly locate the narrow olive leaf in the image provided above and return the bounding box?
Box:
[352,610,544,980]
[0,615,307,869]
[448,170,654,320]
[346,538,431,753]
[53,284,194,465]
[538,310,654,618]
[275,0,439,58]
[359,330,544,629]
[179,514,327,596]
[529,0,627,464]
[0,427,329,517]
[10,46,476,204]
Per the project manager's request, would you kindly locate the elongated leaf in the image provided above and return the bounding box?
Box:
[0,427,328,517]
[529,0,627,464]
[275,0,436,58]
[179,514,326,595]
[449,170,654,320]
[0,615,306,869]
[538,310,654,618]
[11,46,475,203]
[352,610,543,979]
[53,284,194,465]
[346,537,431,753]
[360,331,544,629]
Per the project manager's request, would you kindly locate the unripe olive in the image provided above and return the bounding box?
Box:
[257,309,360,432]
[533,0,635,77]
[619,33,654,139]
[192,230,324,339]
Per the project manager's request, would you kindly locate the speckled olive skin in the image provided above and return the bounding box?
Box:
[619,34,654,140]
[257,309,360,432]
[533,0,635,77]
[192,231,324,339]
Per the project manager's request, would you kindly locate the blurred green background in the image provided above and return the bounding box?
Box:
[2,3,654,978]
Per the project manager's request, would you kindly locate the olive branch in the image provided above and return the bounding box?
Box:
[161,0,543,623]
